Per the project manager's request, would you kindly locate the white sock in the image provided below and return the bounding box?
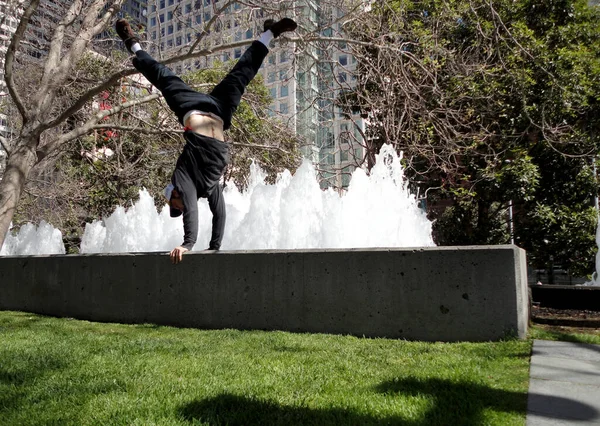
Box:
[131,42,142,53]
[258,30,274,48]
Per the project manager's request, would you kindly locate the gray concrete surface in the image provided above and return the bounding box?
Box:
[0,246,528,341]
[528,340,600,425]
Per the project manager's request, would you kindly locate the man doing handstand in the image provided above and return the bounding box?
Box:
[115,16,297,264]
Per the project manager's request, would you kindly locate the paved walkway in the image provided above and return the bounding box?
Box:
[528,340,600,425]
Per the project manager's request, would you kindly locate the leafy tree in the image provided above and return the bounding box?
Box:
[342,0,600,275]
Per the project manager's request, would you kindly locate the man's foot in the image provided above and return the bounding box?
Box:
[264,18,297,38]
[115,18,140,53]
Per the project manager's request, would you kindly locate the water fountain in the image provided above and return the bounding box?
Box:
[0,145,530,341]
[1,144,434,255]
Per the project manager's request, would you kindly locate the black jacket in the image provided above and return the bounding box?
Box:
[171,131,230,250]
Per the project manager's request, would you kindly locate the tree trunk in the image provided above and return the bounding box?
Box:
[0,139,38,249]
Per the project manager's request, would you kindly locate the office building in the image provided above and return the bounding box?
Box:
[145,0,365,189]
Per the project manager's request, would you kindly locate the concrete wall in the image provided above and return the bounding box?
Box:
[0,246,529,341]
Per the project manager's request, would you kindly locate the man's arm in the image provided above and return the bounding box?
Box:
[207,184,226,250]
[180,186,199,250]
[170,175,198,264]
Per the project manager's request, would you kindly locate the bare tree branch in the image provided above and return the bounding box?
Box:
[36,1,125,124]
[0,135,10,157]
[4,0,41,122]
[38,93,161,159]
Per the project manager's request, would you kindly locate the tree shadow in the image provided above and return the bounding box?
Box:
[0,350,69,417]
[376,377,599,424]
[178,376,598,426]
[0,311,44,329]
[178,393,404,425]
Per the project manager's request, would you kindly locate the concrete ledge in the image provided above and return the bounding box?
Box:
[0,246,528,341]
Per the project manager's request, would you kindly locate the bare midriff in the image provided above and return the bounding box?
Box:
[184,111,224,141]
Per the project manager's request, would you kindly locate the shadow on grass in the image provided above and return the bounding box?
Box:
[0,346,123,425]
[179,393,404,425]
[179,377,597,425]
[0,350,70,424]
[376,377,598,424]
[0,311,45,329]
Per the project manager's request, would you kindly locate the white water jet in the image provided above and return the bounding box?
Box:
[0,221,65,256]
[1,144,434,255]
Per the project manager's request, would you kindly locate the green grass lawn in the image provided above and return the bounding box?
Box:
[529,324,600,345]
[0,311,531,426]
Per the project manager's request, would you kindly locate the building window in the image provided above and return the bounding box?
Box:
[159,14,164,23]
[280,51,288,63]
[341,147,349,162]
[152,30,156,39]
[280,85,288,97]
[185,3,191,13]
[245,29,253,39]
[234,48,241,58]
[234,31,241,42]
[177,22,182,31]
[279,70,286,81]
[168,0,174,5]
[280,102,288,114]
[176,36,182,46]
[150,16,157,26]
[167,39,173,47]
[268,54,275,65]
[269,87,276,98]
[338,72,347,83]
[159,0,165,9]
[354,146,362,159]
[267,72,275,83]
[167,11,173,21]
[196,15,201,24]
[339,55,348,66]
[167,25,173,34]
[342,173,351,188]
[204,12,211,22]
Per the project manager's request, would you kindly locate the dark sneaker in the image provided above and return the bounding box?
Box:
[263,19,275,33]
[264,18,297,38]
[115,18,140,53]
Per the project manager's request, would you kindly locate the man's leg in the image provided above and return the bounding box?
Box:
[132,50,199,122]
[117,19,207,124]
[209,41,269,126]
[209,18,297,129]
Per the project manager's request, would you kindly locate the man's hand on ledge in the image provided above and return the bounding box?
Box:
[170,246,189,264]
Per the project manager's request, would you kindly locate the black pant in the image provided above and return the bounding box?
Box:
[132,41,269,130]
